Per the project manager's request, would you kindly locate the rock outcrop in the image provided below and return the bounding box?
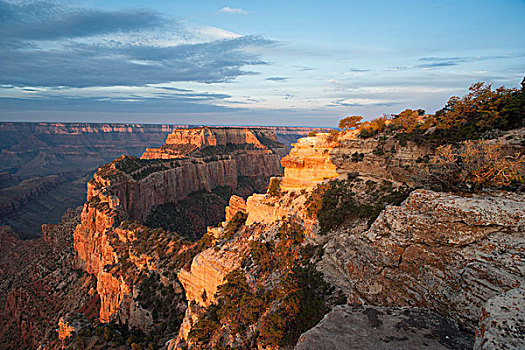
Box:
[178,237,247,308]
[73,127,288,327]
[57,313,92,340]
[142,127,277,158]
[224,195,246,222]
[320,189,525,330]
[0,211,98,349]
[295,304,474,350]
[141,127,286,180]
[280,133,340,190]
[280,130,431,191]
[474,287,525,349]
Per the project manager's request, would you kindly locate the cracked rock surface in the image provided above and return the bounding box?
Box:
[320,189,525,330]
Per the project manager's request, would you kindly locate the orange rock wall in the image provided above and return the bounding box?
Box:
[280,133,340,190]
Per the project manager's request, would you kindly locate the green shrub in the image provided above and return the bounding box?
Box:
[316,178,411,234]
[267,177,282,197]
[249,240,275,272]
[351,152,364,162]
[372,146,385,156]
[278,219,305,245]
[224,211,248,238]
[259,264,330,347]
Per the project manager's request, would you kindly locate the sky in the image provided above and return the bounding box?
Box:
[0,0,524,127]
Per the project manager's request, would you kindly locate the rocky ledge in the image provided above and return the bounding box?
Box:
[295,304,474,350]
[321,189,524,331]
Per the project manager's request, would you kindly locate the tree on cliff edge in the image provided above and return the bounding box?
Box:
[338,116,363,130]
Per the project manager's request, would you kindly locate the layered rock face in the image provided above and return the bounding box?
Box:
[280,133,340,190]
[95,157,238,222]
[73,158,228,323]
[148,127,271,152]
[178,238,246,308]
[73,127,288,326]
[0,175,62,218]
[0,122,182,178]
[224,195,246,222]
[132,125,525,350]
[142,127,286,176]
[280,130,431,191]
[320,189,524,330]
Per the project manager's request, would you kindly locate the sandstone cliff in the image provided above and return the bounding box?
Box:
[141,127,286,178]
[280,130,431,191]
[73,127,288,330]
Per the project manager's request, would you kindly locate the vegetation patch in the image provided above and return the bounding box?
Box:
[144,187,233,240]
[306,176,412,234]
[420,140,523,192]
[136,273,185,335]
[189,219,330,349]
[267,177,282,197]
[223,211,248,238]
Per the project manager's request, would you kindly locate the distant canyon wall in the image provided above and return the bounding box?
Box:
[0,122,329,237]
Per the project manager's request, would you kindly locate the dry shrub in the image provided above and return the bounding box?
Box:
[422,140,523,192]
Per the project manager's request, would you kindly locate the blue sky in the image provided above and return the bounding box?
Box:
[0,0,524,127]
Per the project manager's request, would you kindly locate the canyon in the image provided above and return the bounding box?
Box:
[0,121,523,349]
[73,127,287,329]
[0,122,326,237]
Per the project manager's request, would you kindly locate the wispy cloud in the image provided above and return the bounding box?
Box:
[0,36,275,87]
[220,6,249,15]
[0,95,235,113]
[0,0,169,41]
[266,77,288,82]
[415,54,525,69]
[329,98,399,107]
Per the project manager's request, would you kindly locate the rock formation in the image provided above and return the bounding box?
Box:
[474,288,525,349]
[178,237,247,307]
[295,304,474,350]
[0,122,324,237]
[57,313,92,340]
[224,195,246,222]
[280,132,340,190]
[73,127,288,329]
[320,189,524,330]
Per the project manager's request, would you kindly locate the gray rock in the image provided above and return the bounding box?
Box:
[474,287,525,350]
[295,305,474,350]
